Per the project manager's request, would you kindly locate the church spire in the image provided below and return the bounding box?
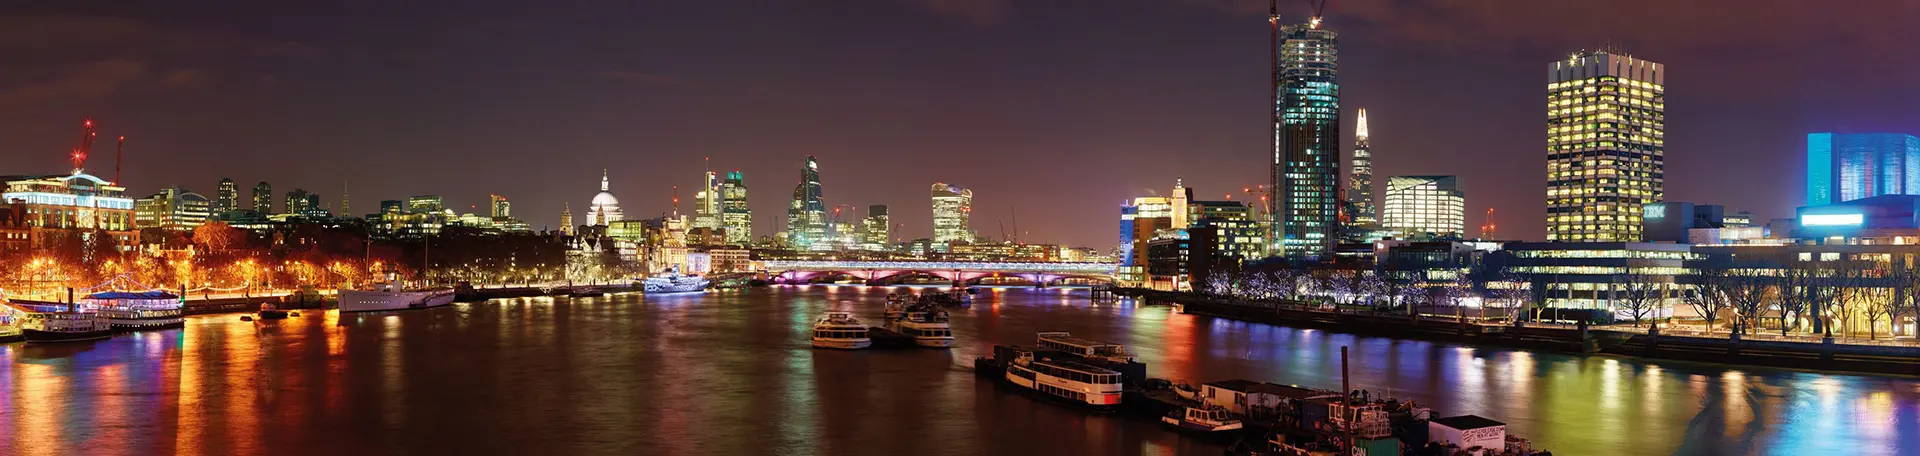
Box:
[600,169,610,192]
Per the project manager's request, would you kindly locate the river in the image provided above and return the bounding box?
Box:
[2,286,1915,455]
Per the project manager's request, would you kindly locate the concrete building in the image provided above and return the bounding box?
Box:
[1382,175,1464,239]
[0,172,138,251]
[931,182,973,245]
[1545,50,1665,242]
[862,204,889,246]
[1806,132,1920,206]
[692,170,721,231]
[134,188,212,231]
[489,194,511,218]
[1498,242,1694,322]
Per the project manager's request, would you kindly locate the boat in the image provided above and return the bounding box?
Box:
[84,290,184,330]
[337,277,456,312]
[811,312,872,349]
[1161,404,1244,433]
[257,302,289,320]
[642,267,710,294]
[0,311,21,342]
[882,300,954,348]
[1036,331,1135,364]
[981,345,1124,410]
[5,301,112,343]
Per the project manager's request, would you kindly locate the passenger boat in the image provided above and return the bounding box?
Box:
[1036,331,1135,364]
[642,267,710,294]
[338,277,456,312]
[257,302,289,320]
[984,345,1123,410]
[5,301,112,343]
[0,310,21,342]
[882,300,954,348]
[810,312,872,349]
[84,290,184,330]
[1161,404,1243,433]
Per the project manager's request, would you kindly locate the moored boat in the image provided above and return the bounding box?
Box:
[338,277,455,312]
[642,267,710,294]
[6,301,112,343]
[983,345,1124,410]
[811,312,871,349]
[85,290,184,330]
[1160,404,1243,434]
[883,299,955,348]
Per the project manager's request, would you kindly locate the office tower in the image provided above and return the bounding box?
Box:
[1272,18,1341,258]
[1383,175,1465,238]
[863,205,890,245]
[284,188,310,214]
[1546,50,1664,241]
[489,194,510,218]
[720,171,751,244]
[251,181,272,214]
[931,182,973,244]
[215,178,238,213]
[408,195,446,214]
[134,188,213,231]
[787,156,826,249]
[693,170,721,231]
[1348,108,1375,226]
[1806,132,1920,205]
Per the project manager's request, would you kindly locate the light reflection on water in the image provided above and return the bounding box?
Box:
[0,287,1914,455]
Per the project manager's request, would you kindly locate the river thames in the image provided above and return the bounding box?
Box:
[2,286,1915,455]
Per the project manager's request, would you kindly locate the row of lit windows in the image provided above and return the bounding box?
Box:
[1549,77,1663,90]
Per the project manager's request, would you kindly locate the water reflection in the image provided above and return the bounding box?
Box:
[0,287,1914,455]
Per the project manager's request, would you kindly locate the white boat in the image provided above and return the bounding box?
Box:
[811,312,872,349]
[338,278,455,312]
[84,291,184,330]
[993,345,1123,410]
[643,267,710,294]
[1161,405,1244,433]
[6,301,112,343]
[1036,331,1135,364]
[883,300,954,348]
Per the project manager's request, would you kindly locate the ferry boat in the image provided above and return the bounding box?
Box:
[0,310,21,342]
[642,267,710,294]
[983,345,1124,410]
[338,277,456,312]
[810,312,872,349]
[882,300,954,348]
[1161,404,1244,434]
[84,290,184,330]
[6,301,112,343]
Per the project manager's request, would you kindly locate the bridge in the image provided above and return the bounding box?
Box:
[761,260,1118,287]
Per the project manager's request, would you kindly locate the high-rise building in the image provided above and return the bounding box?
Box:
[489,194,511,218]
[862,204,890,245]
[720,171,751,244]
[1272,18,1341,258]
[2,173,137,251]
[1383,175,1465,238]
[251,181,272,214]
[786,156,826,249]
[560,202,575,235]
[1806,132,1920,206]
[588,169,623,226]
[931,182,973,244]
[135,188,213,231]
[693,170,721,231]
[408,195,445,214]
[1546,50,1664,242]
[215,178,238,213]
[1348,108,1376,227]
[284,188,310,215]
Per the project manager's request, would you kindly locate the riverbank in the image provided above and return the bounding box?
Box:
[1121,288,1920,377]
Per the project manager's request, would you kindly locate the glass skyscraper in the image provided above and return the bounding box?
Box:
[1806,132,1920,206]
[1347,107,1375,227]
[1272,20,1340,258]
[787,156,826,249]
[1545,50,1664,242]
[931,182,973,245]
[720,171,751,245]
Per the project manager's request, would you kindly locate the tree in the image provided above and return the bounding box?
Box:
[192,221,242,252]
[1610,269,1668,330]
[1685,261,1735,335]
[1721,266,1774,337]
[1893,265,1920,339]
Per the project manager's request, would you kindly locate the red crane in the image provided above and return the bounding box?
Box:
[70,117,96,173]
[115,135,126,184]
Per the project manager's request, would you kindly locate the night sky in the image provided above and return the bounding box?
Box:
[2,1,1915,248]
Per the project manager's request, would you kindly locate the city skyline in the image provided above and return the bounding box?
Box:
[1,1,1914,248]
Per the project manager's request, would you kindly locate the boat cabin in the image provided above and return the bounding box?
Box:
[1428,415,1507,455]
[1035,331,1133,362]
[1202,379,1339,419]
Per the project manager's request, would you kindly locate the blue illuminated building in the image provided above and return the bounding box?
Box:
[1794,194,1920,241]
[1806,132,1920,206]
[1272,19,1341,259]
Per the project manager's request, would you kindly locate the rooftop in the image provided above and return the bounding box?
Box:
[1432,414,1505,430]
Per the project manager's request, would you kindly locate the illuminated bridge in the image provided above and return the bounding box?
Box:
[761,260,1118,287]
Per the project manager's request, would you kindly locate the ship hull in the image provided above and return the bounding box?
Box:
[338,289,456,312]
[24,328,113,343]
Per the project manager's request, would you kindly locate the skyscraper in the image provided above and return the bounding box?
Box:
[1383,175,1465,239]
[489,194,511,218]
[284,188,310,214]
[692,170,721,231]
[1546,50,1664,242]
[216,178,238,213]
[251,181,272,214]
[1806,132,1920,206]
[720,171,752,244]
[1347,108,1376,227]
[931,182,973,244]
[787,156,826,249]
[1272,17,1341,258]
[862,205,890,245]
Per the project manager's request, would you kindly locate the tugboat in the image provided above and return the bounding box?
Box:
[810,312,872,349]
[882,299,954,348]
[85,290,184,330]
[642,266,710,294]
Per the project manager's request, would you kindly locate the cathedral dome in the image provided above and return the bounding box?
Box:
[591,191,619,207]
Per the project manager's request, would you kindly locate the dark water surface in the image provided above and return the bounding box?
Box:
[3,286,1916,455]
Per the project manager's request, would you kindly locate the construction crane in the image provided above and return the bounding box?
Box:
[1305,0,1331,28]
[70,117,96,174]
[1480,208,1498,239]
[115,136,125,184]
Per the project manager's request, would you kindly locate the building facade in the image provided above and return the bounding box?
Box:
[1,173,137,251]
[1273,20,1341,259]
[720,171,751,244]
[251,181,272,214]
[215,178,238,214]
[134,188,212,231]
[693,170,721,231]
[862,204,889,246]
[786,156,826,250]
[1383,175,1465,239]
[931,182,973,245]
[1545,50,1665,242]
[489,194,511,218]
[1806,132,1920,206]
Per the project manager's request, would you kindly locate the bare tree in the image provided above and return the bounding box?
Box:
[1686,262,1734,335]
[1721,268,1774,337]
[1894,266,1920,339]
[1611,269,1668,330]
[1777,265,1822,337]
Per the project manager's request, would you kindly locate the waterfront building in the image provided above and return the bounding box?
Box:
[134,188,212,231]
[862,204,889,246]
[720,171,750,244]
[1496,242,1693,321]
[1805,132,1920,206]
[1642,202,1737,243]
[1793,194,1920,243]
[1189,200,1263,261]
[1145,233,1194,292]
[787,156,827,250]
[251,181,272,214]
[1119,180,1192,284]
[1348,108,1376,227]
[1272,19,1341,259]
[215,178,238,214]
[490,194,511,218]
[1382,175,1465,239]
[560,203,574,235]
[0,172,137,251]
[693,170,721,232]
[1546,50,1665,242]
[588,169,623,227]
[931,182,973,245]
